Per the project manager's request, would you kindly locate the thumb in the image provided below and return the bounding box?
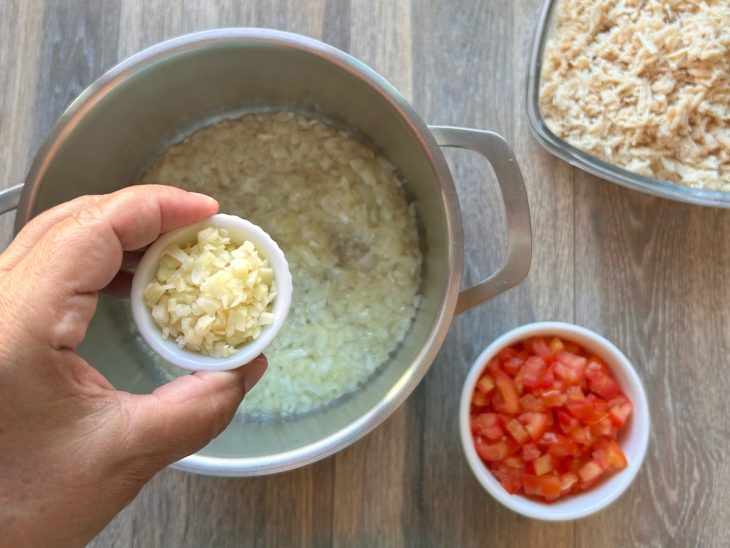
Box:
[124,355,267,467]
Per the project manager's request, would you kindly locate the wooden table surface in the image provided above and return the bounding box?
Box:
[2,1,729,546]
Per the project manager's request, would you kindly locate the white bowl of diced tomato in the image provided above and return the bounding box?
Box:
[459,322,650,520]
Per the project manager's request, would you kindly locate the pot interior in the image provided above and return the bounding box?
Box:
[26,32,458,472]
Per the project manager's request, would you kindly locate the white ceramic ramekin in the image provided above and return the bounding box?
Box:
[130,213,292,371]
[459,321,650,520]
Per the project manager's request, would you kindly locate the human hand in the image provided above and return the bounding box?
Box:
[0,185,267,547]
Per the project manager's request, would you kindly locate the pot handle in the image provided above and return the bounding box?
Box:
[0,183,23,215]
[430,126,532,315]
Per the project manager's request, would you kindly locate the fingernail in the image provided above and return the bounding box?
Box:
[244,354,268,393]
[189,192,219,208]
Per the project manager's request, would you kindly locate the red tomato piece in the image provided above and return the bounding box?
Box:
[522,474,542,496]
[492,467,523,494]
[547,435,579,457]
[518,393,547,412]
[565,399,594,421]
[533,453,554,476]
[473,413,503,441]
[539,365,556,388]
[503,356,524,376]
[590,417,614,438]
[578,460,604,486]
[474,413,498,428]
[485,357,502,375]
[476,373,496,395]
[563,341,582,355]
[493,369,520,414]
[505,418,531,444]
[586,363,620,399]
[567,386,585,401]
[548,337,565,354]
[556,409,579,433]
[497,346,518,360]
[526,337,552,360]
[539,389,565,407]
[554,351,587,385]
[472,391,489,407]
[539,474,562,500]
[519,412,549,441]
[560,472,579,494]
[524,472,565,501]
[503,455,525,469]
[521,443,541,462]
[516,350,530,362]
[521,356,547,388]
[569,426,595,445]
[475,438,511,462]
[608,396,633,427]
[593,439,628,470]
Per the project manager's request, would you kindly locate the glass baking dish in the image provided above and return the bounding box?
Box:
[526,0,730,208]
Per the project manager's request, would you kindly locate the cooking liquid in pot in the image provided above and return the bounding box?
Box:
[139,111,422,417]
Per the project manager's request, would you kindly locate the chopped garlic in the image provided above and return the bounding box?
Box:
[144,227,276,357]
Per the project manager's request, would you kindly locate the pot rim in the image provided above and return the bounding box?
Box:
[17,28,465,475]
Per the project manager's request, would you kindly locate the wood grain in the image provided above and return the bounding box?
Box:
[0,0,728,547]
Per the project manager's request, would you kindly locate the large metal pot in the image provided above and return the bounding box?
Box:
[0,29,531,476]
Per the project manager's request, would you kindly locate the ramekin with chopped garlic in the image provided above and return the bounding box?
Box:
[143,226,276,358]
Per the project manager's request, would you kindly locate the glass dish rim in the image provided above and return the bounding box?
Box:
[525,0,730,208]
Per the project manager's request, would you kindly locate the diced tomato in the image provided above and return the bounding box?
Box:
[592,439,628,470]
[548,337,565,354]
[473,413,502,441]
[519,393,547,412]
[578,460,604,485]
[554,351,587,385]
[475,438,510,462]
[521,356,547,388]
[567,386,585,400]
[469,335,632,502]
[526,337,552,359]
[533,453,554,476]
[568,426,595,445]
[547,434,578,457]
[560,472,579,494]
[505,418,531,444]
[497,346,518,360]
[474,413,498,428]
[586,362,620,399]
[492,466,523,494]
[556,409,579,432]
[485,358,502,375]
[502,356,524,376]
[563,341,582,354]
[524,472,564,501]
[539,365,556,388]
[590,417,614,438]
[476,373,495,395]
[493,369,520,414]
[565,399,594,421]
[521,443,541,462]
[540,389,567,407]
[503,455,525,469]
[608,396,633,427]
[539,474,562,500]
[522,474,542,496]
[519,412,549,441]
[472,391,488,407]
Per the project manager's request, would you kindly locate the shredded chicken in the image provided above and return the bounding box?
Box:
[539,0,730,192]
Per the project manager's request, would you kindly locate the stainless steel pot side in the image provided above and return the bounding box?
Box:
[0,29,532,476]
